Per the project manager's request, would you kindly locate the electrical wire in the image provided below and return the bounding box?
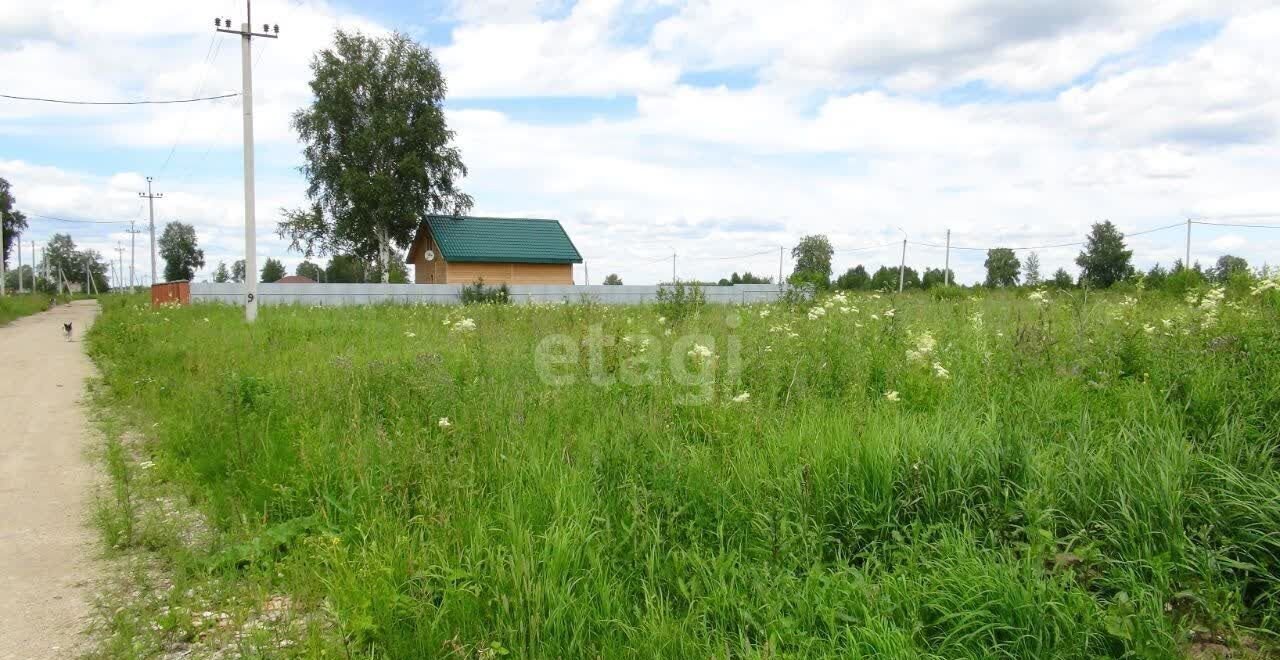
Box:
[28,213,134,225]
[833,240,899,253]
[1192,220,1280,229]
[0,92,240,105]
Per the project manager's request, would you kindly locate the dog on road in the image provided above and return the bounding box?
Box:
[63,322,73,341]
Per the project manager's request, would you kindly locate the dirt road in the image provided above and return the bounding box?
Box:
[0,300,101,659]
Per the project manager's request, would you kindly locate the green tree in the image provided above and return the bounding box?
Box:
[40,234,109,293]
[790,235,834,288]
[213,262,230,283]
[922,267,954,289]
[870,265,920,290]
[231,259,246,283]
[1210,255,1249,283]
[1023,251,1042,286]
[325,254,369,283]
[158,221,204,282]
[984,248,1021,287]
[296,260,324,282]
[279,30,472,282]
[1145,263,1168,289]
[1051,267,1074,289]
[834,265,870,290]
[1075,221,1133,288]
[1,177,28,269]
[260,258,286,283]
[603,273,623,285]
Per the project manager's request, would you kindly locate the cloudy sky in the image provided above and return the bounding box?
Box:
[3,0,1279,286]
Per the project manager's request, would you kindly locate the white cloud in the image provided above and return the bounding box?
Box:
[439,0,679,97]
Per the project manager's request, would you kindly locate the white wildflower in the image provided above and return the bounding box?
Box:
[1143,324,1155,334]
[807,306,827,320]
[932,362,950,379]
[657,316,667,325]
[437,417,451,429]
[452,318,477,332]
[759,309,771,318]
[687,344,714,361]
[404,331,416,338]
[1028,290,1049,305]
[884,308,896,318]
[732,392,751,403]
[884,390,900,402]
[905,330,937,363]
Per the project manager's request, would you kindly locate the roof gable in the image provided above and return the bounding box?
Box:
[413,215,583,264]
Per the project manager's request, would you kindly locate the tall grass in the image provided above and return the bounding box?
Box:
[87,286,1280,657]
[0,293,58,325]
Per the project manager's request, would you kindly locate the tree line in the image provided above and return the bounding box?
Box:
[789,221,1264,292]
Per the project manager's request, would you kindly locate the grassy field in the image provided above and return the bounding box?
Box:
[0,293,58,325]
[87,282,1280,658]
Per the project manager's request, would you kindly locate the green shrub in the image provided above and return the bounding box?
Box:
[459,278,510,305]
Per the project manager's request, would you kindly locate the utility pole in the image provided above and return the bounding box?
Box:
[778,245,784,292]
[216,3,279,323]
[672,252,677,283]
[116,243,126,291]
[584,261,589,286]
[31,241,37,292]
[944,229,951,287]
[16,231,22,293]
[1185,218,1191,271]
[138,177,163,287]
[898,238,907,293]
[1,213,6,295]
[127,220,142,289]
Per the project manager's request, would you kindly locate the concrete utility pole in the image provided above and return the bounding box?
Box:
[672,252,677,283]
[898,238,907,293]
[1,213,6,295]
[116,243,126,290]
[16,231,22,293]
[778,245,784,292]
[1185,218,1192,270]
[31,241,37,291]
[127,220,142,289]
[138,177,163,287]
[216,2,279,323]
[944,229,951,287]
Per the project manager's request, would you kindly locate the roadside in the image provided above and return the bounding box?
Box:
[0,300,101,659]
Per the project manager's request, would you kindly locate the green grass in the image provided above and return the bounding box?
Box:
[86,286,1280,658]
[0,293,57,324]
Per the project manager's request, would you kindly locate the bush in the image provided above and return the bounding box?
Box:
[460,278,510,305]
[655,280,705,320]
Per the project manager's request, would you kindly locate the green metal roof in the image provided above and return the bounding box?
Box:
[419,215,583,264]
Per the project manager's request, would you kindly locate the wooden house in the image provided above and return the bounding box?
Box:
[405,215,583,285]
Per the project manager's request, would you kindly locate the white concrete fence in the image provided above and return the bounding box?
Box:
[189,282,791,306]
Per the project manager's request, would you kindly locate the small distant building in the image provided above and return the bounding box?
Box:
[275,275,316,284]
[405,215,583,285]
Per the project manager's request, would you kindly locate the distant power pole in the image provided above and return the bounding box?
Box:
[127,220,143,289]
[898,238,907,293]
[216,2,280,323]
[116,243,126,290]
[672,252,677,283]
[1,212,6,295]
[31,241,37,291]
[16,231,23,293]
[778,245,784,291]
[943,229,951,287]
[138,177,163,286]
[1185,218,1192,270]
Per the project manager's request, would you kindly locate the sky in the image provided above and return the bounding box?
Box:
[2,0,1280,286]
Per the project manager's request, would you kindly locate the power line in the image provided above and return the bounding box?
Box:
[28,212,133,225]
[0,92,239,105]
[833,240,899,254]
[1192,220,1280,229]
